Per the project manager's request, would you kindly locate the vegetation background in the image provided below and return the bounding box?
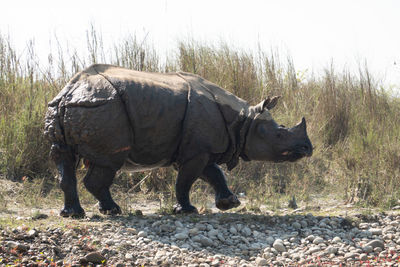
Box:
[1,28,400,211]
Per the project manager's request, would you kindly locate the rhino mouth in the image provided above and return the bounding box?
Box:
[280,146,311,162]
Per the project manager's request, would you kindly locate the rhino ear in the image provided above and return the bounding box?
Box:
[254,96,281,113]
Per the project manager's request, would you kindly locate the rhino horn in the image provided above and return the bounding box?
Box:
[293,117,307,134]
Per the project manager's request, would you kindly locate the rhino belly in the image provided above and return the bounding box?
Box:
[121,158,170,172]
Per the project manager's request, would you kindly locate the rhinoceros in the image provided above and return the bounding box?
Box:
[44,64,312,217]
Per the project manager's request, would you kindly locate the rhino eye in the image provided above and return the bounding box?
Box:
[276,129,287,139]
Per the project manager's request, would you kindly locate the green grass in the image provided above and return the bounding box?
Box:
[0,28,400,209]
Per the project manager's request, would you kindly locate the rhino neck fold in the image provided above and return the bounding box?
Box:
[225,108,255,170]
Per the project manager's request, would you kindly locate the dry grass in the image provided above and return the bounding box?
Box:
[0,28,399,209]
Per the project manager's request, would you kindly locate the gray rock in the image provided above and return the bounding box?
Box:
[344,252,357,259]
[195,223,207,231]
[369,228,382,235]
[137,231,147,238]
[292,222,301,229]
[210,259,220,266]
[105,239,114,246]
[272,240,286,252]
[360,253,368,261]
[84,252,106,264]
[208,229,219,237]
[217,233,225,242]
[366,239,384,249]
[175,221,183,228]
[306,235,315,242]
[193,234,214,247]
[175,232,188,240]
[362,245,373,253]
[313,236,324,245]
[27,229,37,238]
[241,226,252,236]
[255,257,268,266]
[229,226,237,235]
[125,253,134,260]
[266,236,275,245]
[308,246,320,254]
[326,246,338,254]
[189,228,199,235]
[16,243,29,252]
[332,236,342,243]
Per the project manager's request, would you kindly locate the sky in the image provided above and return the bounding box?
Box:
[1,0,399,88]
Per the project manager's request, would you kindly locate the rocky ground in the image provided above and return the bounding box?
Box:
[2,199,400,267]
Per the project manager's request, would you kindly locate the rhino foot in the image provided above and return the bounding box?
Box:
[216,194,241,211]
[60,206,85,218]
[99,203,122,215]
[173,204,198,214]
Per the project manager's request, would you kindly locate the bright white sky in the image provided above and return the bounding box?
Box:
[1,0,399,88]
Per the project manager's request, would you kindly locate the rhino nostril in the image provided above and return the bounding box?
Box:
[302,145,311,153]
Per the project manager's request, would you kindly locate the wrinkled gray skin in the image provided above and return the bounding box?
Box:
[44,64,312,217]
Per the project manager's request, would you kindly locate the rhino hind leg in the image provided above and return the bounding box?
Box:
[83,164,121,215]
[201,164,241,211]
[51,144,85,218]
[174,154,210,214]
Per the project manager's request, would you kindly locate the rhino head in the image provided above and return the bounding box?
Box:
[243,96,313,162]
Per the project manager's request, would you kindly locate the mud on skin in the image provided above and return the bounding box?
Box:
[44,64,312,217]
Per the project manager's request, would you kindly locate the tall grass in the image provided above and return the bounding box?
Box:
[0,29,399,208]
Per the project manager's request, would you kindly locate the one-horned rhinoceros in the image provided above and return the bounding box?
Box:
[44,64,312,217]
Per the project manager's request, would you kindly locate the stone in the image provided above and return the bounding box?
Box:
[194,235,214,247]
[241,226,252,236]
[292,222,301,229]
[359,253,368,261]
[229,226,237,235]
[189,228,199,235]
[255,257,268,266]
[362,245,373,253]
[125,253,134,260]
[27,229,37,238]
[332,236,342,243]
[326,246,338,254]
[266,236,275,245]
[273,240,286,253]
[366,239,384,249]
[308,246,320,254]
[175,232,188,240]
[369,228,382,235]
[175,221,184,228]
[313,237,324,245]
[15,243,29,252]
[208,229,219,237]
[84,252,106,264]
[138,231,147,238]
[344,252,356,259]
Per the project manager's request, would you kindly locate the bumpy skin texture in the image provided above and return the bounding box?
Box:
[44,64,312,216]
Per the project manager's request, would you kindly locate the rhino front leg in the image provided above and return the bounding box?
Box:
[83,164,121,215]
[201,163,241,211]
[174,154,209,214]
[51,144,85,218]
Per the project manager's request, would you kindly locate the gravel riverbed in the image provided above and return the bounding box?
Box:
[1,210,400,266]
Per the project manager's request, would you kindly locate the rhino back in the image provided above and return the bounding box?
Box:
[96,65,189,166]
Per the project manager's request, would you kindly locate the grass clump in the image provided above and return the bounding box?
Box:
[0,28,399,209]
